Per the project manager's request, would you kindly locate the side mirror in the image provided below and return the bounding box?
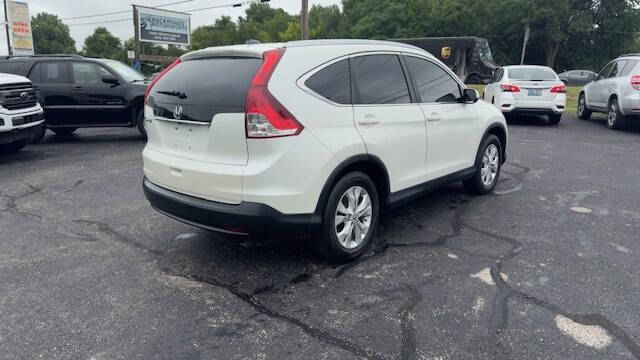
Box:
[102,74,120,85]
[462,88,479,103]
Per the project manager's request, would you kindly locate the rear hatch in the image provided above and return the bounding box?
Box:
[508,67,561,101]
[144,56,262,202]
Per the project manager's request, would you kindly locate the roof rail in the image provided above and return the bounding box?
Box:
[2,54,84,59]
[619,53,640,58]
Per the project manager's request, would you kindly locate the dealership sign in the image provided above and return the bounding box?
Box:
[7,0,34,55]
[135,6,190,46]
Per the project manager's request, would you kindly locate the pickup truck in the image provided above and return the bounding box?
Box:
[0,73,44,153]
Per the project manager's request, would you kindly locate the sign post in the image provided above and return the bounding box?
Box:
[6,0,34,55]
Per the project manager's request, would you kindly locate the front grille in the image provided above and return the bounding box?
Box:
[0,82,32,91]
[12,113,42,126]
[0,84,37,110]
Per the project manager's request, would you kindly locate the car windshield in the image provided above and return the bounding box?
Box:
[475,39,495,64]
[508,67,557,81]
[97,59,145,82]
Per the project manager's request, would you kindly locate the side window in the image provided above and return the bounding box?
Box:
[305,59,351,104]
[351,54,411,105]
[28,63,41,83]
[40,62,70,84]
[620,60,638,77]
[609,60,627,78]
[494,69,503,83]
[597,62,615,80]
[404,56,462,103]
[71,62,110,86]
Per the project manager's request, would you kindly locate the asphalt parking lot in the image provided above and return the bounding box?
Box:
[1,113,640,359]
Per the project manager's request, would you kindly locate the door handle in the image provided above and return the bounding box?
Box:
[358,114,379,125]
[426,112,442,122]
[73,86,83,91]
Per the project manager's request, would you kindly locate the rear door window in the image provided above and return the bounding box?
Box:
[609,60,627,78]
[305,59,351,104]
[40,62,70,84]
[620,60,639,76]
[149,57,262,122]
[351,54,411,105]
[404,56,461,103]
[597,62,615,80]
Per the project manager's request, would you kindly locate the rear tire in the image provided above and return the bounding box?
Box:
[314,171,379,262]
[51,127,77,136]
[29,124,46,144]
[463,134,503,195]
[1,138,29,153]
[606,97,626,130]
[577,92,592,120]
[548,113,562,125]
[136,108,147,139]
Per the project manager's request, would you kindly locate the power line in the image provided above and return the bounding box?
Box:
[61,0,196,21]
[66,18,133,27]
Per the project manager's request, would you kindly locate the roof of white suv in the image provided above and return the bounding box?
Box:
[182,39,430,61]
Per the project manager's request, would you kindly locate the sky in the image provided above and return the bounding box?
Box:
[0,0,341,55]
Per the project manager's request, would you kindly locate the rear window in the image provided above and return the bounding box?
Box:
[305,59,351,104]
[149,57,262,122]
[0,61,27,75]
[620,60,639,76]
[508,67,557,81]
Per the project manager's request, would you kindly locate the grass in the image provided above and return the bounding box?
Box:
[465,84,581,115]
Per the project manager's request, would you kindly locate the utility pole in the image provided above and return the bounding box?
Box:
[4,0,12,56]
[300,0,309,40]
[520,20,530,65]
[132,5,141,70]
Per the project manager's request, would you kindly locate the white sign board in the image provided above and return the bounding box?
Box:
[135,5,190,46]
[127,50,135,59]
[7,1,34,55]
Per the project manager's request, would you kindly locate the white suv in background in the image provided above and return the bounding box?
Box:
[484,65,567,125]
[578,54,640,130]
[142,40,507,260]
[0,73,44,153]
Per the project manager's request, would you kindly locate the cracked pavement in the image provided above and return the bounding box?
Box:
[1,113,639,359]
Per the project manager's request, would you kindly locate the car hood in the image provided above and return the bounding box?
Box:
[0,72,31,85]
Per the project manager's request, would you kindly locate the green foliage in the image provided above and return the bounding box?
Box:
[31,13,75,54]
[82,27,123,60]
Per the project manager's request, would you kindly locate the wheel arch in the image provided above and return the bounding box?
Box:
[314,154,391,215]
[482,123,507,163]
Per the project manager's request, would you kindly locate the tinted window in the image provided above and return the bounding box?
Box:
[98,59,144,82]
[149,58,262,122]
[405,56,461,103]
[28,63,41,82]
[609,60,627,78]
[40,62,70,84]
[597,62,615,80]
[351,55,411,105]
[305,59,351,104]
[72,62,111,85]
[0,61,27,75]
[508,67,557,81]
[620,60,638,76]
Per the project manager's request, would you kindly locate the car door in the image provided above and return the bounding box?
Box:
[403,55,480,181]
[590,62,615,108]
[27,61,75,126]
[70,61,128,126]
[350,53,427,192]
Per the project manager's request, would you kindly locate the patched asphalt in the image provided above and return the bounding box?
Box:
[1,113,639,359]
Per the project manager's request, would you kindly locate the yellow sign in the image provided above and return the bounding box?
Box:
[7,1,34,55]
[441,46,452,60]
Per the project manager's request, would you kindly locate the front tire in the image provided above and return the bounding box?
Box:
[314,171,379,261]
[0,138,29,153]
[606,98,626,130]
[463,134,503,195]
[29,124,46,144]
[51,127,77,136]
[577,92,591,120]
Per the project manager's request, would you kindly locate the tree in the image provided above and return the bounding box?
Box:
[31,12,76,54]
[82,27,123,60]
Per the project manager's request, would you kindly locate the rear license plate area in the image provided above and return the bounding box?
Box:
[528,88,542,96]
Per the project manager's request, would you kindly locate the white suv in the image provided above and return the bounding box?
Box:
[484,65,567,125]
[142,40,507,260]
[0,73,44,153]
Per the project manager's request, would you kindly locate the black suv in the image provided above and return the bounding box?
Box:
[0,55,148,141]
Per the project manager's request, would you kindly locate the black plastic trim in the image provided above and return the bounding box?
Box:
[143,178,321,236]
[388,167,476,209]
[0,125,38,145]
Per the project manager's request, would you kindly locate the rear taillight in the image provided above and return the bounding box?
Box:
[631,75,640,90]
[501,84,520,92]
[144,57,182,105]
[245,48,303,138]
[550,84,567,93]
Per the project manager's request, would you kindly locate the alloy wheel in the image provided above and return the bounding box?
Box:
[481,144,500,187]
[334,186,372,250]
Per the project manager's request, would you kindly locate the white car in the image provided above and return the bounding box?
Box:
[483,65,566,124]
[0,73,45,153]
[142,40,507,260]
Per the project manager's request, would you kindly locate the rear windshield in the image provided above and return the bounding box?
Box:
[148,57,262,122]
[508,67,557,81]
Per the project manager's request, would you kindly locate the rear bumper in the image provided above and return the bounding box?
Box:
[143,177,320,236]
[499,95,566,115]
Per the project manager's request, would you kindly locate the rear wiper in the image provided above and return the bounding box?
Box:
[157,90,187,99]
